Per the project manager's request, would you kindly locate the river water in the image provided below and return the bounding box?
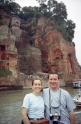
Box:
[0,87,81,124]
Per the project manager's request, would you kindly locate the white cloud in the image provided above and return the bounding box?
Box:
[15,0,39,7]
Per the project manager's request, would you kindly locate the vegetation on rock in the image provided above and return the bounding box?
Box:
[0,69,12,77]
[0,0,75,42]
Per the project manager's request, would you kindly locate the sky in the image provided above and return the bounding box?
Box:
[15,0,81,65]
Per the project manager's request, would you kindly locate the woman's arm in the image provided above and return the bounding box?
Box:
[69,110,76,124]
[21,107,31,124]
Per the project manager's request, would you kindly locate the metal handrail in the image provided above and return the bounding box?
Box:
[74,111,81,115]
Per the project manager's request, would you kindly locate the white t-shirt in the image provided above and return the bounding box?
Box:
[22,93,44,118]
[43,88,76,124]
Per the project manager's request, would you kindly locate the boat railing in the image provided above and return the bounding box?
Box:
[75,111,81,115]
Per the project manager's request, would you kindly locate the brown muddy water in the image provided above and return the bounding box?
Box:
[0,87,81,124]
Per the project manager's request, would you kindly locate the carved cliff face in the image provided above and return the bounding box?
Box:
[10,16,42,75]
[33,17,80,81]
[0,11,81,87]
[7,16,81,81]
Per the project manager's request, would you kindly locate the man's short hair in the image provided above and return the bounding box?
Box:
[48,71,59,79]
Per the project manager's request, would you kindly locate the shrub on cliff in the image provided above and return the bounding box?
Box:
[0,69,12,77]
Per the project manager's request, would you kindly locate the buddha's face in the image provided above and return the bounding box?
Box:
[11,17,20,27]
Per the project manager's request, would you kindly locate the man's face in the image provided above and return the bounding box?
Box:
[48,74,59,90]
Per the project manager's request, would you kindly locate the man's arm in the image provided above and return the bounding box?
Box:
[21,107,31,124]
[69,110,76,124]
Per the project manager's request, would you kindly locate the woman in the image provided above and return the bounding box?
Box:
[21,78,49,124]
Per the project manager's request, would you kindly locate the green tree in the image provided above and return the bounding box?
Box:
[46,0,75,41]
[0,0,14,4]
[20,6,35,20]
[8,2,21,14]
[65,20,75,41]
[47,0,67,24]
[0,1,21,14]
[0,69,12,77]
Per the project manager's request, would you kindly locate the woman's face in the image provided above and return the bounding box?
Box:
[32,80,42,93]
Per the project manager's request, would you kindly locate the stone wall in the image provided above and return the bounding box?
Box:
[17,46,42,74]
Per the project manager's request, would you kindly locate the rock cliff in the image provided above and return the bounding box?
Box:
[0,10,81,88]
[33,17,80,82]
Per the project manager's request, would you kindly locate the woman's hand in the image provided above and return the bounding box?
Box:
[21,108,31,124]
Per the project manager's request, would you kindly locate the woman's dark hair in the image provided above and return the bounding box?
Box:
[32,78,42,86]
[48,71,59,79]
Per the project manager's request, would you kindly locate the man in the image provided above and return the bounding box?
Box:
[43,71,76,124]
